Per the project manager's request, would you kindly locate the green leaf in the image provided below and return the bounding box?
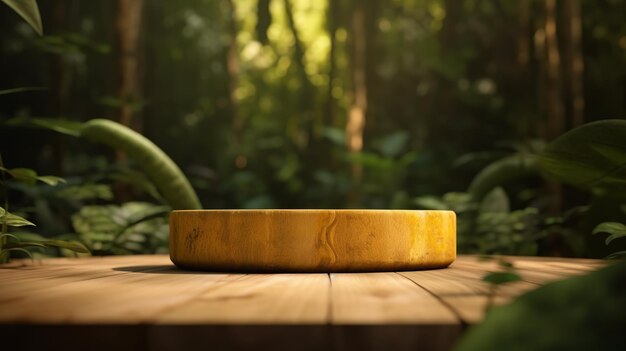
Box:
[469,154,539,202]
[0,166,66,186]
[0,206,5,217]
[413,196,448,210]
[455,261,626,351]
[38,240,90,253]
[482,272,522,285]
[592,222,626,245]
[4,247,34,259]
[540,120,626,193]
[498,260,514,268]
[0,233,19,241]
[3,239,89,253]
[374,131,410,157]
[1,0,42,35]
[606,250,626,259]
[35,175,66,186]
[479,187,510,214]
[0,211,35,227]
[3,241,46,249]
[5,117,84,137]
[0,87,46,96]
[2,167,37,185]
[55,184,113,201]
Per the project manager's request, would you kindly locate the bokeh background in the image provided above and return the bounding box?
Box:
[1,0,626,258]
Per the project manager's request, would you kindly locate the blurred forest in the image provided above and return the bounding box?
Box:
[1,0,626,258]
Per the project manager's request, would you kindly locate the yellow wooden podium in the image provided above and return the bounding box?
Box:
[169,210,456,272]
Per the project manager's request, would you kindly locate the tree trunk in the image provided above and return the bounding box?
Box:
[324,0,338,128]
[50,0,71,175]
[115,0,144,131]
[563,0,585,128]
[346,0,368,205]
[283,0,315,148]
[517,0,530,67]
[542,0,564,140]
[226,0,245,169]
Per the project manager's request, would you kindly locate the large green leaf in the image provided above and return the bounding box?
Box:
[455,260,626,351]
[5,117,84,137]
[540,120,626,194]
[468,154,539,202]
[1,0,42,35]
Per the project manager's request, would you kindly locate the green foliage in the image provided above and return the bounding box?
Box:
[0,87,46,96]
[0,207,35,227]
[5,117,84,137]
[1,0,42,35]
[0,167,65,186]
[0,156,91,263]
[540,120,626,196]
[71,202,170,255]
[468,154,540,202]
[81,119,201,210]
[8,117,201,210]
[593,222,626,246]
[416,187,548,256]
[455,260,626,351]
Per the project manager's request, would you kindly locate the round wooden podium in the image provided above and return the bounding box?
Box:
[169,210,456,272]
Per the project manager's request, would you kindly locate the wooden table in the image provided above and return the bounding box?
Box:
[0,255,606,351]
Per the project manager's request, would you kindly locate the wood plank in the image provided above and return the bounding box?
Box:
[0,254,608,327]
[0,270,237,323]
[156,273,330,324]
[330,272,459,324]
[398,269,492,324]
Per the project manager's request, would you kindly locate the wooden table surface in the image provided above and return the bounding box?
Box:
[0,255,606,351]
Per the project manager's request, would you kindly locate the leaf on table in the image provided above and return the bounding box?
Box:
[482,272,521,285]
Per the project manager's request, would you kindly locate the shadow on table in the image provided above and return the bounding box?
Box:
[113,265,224,275]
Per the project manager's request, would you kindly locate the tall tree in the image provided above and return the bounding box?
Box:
[563,0,585,128]
[541,0,565,140]
[324,0,338,128]
[226,0,245,168]
[49,0,71,174]
[115,0,144,131]
[283,0,315,148]
[346,0,368,204]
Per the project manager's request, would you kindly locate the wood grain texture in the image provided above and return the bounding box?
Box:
[169,210,456,272]
[0,255,607,351]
